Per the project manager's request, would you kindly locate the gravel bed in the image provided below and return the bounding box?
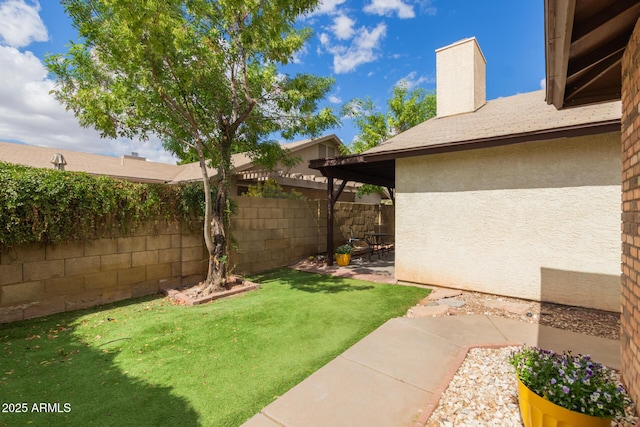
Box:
[449,290,620,340]
[418,291,638,427]
[424,346,522,427]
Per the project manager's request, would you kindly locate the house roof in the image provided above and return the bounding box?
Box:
[366,90,620,154]
[0,141,179,183]
[169,134,343,183]
[0,134,344,184]
[309,90,621,187]
[545,0,640,109]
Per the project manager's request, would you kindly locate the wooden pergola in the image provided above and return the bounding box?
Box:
[309,153,395,266]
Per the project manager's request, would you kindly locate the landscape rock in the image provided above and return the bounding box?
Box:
[484,300,530,315]
[426,289,463,301]
[408,305,450,317]
[438,298,466,308]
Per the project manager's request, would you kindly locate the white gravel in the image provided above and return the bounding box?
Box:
[425,347,522,427]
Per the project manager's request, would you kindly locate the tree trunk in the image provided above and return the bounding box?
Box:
[195,142,228,295]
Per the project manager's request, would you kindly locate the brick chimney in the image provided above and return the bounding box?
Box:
[435,37,486,117]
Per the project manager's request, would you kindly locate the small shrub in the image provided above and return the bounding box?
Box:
[245,178,305,200]
[334,244,352,255]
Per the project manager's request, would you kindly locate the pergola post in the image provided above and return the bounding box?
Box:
[327,175,334,266]
[326,175,348,266]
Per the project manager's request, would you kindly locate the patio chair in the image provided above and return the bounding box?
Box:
[349,227,373,261]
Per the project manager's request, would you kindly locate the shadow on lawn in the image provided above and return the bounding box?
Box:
[0,296,200,426]
[250,269,375,294]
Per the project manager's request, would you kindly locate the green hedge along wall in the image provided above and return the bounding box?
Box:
[0,161,207,247]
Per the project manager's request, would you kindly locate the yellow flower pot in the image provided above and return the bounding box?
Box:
[517,377,611,427]
[335,253,351,266]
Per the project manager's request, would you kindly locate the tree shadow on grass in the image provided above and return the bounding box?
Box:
[0,296,200,427]
[249,269,375,294]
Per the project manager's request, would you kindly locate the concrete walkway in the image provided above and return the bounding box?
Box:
[242,314,619,427]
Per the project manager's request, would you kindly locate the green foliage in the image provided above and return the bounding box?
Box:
[245,178,305,200]
[340,97,388,155]
[341,82,436,199]
[47,0,339,284]
[510,346,631,418]
[0,162,205,247]
[342,82,436,155]
[334,244,353,255]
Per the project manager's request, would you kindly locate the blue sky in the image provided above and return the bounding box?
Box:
[0,0,544,164]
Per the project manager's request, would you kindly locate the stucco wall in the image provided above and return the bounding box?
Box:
[395,132,621,312]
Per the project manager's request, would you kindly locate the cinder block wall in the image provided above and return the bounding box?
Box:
[1,199,394,322]
[0,221,206,323]
[334,201,394,243]
[230,197,395,274]
[621,18,640,415]
[231,197,326,273]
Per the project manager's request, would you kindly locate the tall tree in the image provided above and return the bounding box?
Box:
[341,81,436,199]
[47,0,338,294]
[341,82,436,153]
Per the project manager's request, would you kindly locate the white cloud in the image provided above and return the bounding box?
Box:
[0,1,177,164]
[415,0,437,16]
[395,71,433,89]
[319,32,331,46]
[328,95,342,104]
[0,46,177,164]
[330,14,356,40]
[540,78,546,90]
[364,0,415,19]
[0,0,48,48]
[308,0,348,16]
[291,44,308,64]
[329,23,387,74]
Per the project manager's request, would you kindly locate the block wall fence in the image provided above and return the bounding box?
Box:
[621,18,640,415]
[0,198,394,323]
[230,197,394,274]
[0,221,207,324]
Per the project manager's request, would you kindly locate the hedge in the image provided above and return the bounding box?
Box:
[0,161,207,247]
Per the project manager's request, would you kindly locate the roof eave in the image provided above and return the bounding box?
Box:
[310,119,621,169]
[545,0,576,109]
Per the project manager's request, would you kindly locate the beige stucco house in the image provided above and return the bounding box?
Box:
[312,37,621,312]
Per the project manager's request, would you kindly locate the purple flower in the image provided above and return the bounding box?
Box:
[550,378,557,385]
[563,386,570,394]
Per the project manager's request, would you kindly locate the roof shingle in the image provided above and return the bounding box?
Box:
[365,90,621,155]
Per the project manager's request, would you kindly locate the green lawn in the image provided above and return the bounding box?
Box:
[0,269,429,426]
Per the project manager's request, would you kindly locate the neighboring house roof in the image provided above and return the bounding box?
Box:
[309,90,621,187]
[0,141,178,183]
[0,134,344,185]
[167,151,254,184]
[170,134,343,183]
